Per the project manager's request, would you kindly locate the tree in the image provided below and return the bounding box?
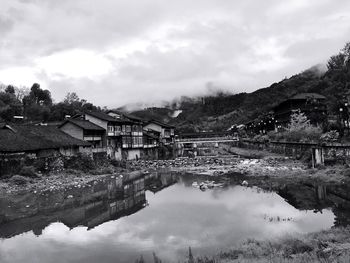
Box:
[23,83,52,121]
[24,83,52,106]
[0,89,23,121]
[327,54,346,71]
[5,85,15,94]
[63,92,80,104]
[288,110,310,131]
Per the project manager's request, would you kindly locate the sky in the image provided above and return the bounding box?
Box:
[0,0,350,108]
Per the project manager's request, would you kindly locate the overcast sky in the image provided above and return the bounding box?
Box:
[1,0,350,108]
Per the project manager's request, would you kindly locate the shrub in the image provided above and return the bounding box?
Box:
[9,175,31,185]
[320,130,340,142]
[19,166,39,178]
[252,134,269,143]
[283,239,313,256]
[110,159,127,168]
[64,153,95,172]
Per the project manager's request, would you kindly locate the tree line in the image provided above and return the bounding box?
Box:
[0,83,100,123]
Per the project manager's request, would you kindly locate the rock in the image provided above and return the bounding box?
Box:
[242,180,249,186]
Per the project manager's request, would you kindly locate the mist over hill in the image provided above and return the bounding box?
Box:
[129,48,349,133]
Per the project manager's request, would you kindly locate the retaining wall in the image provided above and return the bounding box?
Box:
[239,139,350,165]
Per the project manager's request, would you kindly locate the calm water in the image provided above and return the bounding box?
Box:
[0,171,348,263]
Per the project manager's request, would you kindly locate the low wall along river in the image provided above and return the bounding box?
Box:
[239,139,350,167]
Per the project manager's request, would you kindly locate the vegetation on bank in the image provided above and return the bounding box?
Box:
[193,226,350,263]
[134,227,350,263]
[1,153,128,186]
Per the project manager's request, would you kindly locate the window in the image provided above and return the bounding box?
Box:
[108,126,114,132]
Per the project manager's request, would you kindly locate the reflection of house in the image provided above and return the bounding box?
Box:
[145,171,178,193]
[273,93,327,130]
[59,118,106,153]
[0,172,147,237]
[143,119,175,145]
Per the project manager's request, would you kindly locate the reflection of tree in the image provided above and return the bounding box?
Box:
[278,183,350,227]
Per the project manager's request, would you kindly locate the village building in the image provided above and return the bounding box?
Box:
[0,124,91,157]
[143,119,175,145]
[273,93,327,130]
[59,118,106,153]
[83,111,144,160]
[0,124,92,174]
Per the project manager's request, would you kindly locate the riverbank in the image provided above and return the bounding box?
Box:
[1,148,350,194]
[189,226,350,263]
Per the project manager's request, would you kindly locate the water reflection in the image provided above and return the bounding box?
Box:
[0,172,349,263]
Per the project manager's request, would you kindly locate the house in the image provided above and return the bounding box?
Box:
[83,111,143,160]
[0,124,91,157]
[59,118,106,154]
[143,119,175,145]
[273,93,327,130]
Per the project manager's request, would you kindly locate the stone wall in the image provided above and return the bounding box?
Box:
[239,139,350,165]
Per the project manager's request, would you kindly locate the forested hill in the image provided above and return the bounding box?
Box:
[131,42,350,133]
[131,67,324,132]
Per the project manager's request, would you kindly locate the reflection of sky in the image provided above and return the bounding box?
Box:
[0,185,334,263]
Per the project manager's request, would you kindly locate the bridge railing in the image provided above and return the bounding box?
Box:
[176,136,239,142]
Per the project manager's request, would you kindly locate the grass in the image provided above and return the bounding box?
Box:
[192,227,350,263]
[135,227,350,263]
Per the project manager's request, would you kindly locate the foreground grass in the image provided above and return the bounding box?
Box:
[193,227,350,263]
[135,227,350,263]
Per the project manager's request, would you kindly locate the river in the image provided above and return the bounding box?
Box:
[0,170,349,263]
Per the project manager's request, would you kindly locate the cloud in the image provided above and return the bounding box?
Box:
[0,0,350,107]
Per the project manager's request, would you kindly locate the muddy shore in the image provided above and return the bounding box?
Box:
[1,147,349,195]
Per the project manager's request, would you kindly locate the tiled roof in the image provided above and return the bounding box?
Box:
[0,125,90,153]
[60,119,105,131]
[85,111,133,124]
[147,119,175,128]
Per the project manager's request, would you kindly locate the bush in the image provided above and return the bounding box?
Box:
[9,175,31,185]
[252,134,269,143]
[64,153,95,172]
[268,127,322,143]
[320,130,340,142]
[283,239,314,256]
[19,166,39,178]
[110,159,127,168]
